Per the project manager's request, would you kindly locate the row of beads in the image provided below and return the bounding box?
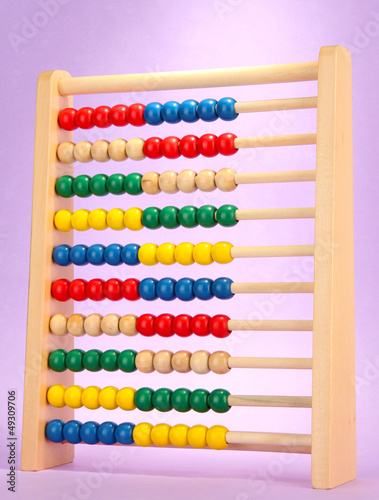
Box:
[57,133,238,163]
[46,419,229,449]
[47,384,230,413]
[58,98,237,130]
[49,313,231,338]
[51,277,233,302]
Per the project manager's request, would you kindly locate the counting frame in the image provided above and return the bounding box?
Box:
[21,45,355,489]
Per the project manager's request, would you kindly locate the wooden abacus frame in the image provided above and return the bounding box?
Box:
[21,45,356,490]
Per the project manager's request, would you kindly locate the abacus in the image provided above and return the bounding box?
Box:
[21,45,356,489]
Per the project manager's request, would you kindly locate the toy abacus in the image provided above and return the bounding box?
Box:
[21,45,356,489]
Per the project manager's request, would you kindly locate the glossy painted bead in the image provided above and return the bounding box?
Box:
[63,420,82,444]
[138,279,158,301]
[103,279,122,301]
[81,386,101,410]
[124,207,143,231]
[52,279,70,301]
[198,133,218,157]
[104,244,122,266]
[161,137,180,159]
[88,208,108,231]
[97,421,117,445]
[117,350,137,372]
[66,349,85,372]
[110,104,128,126]
[86,279,105,301]
[127,103,146,126]
[141,206,161,229]
[209,389,231,413]
[172,314,192,337]
[179,135,199,158]
[136,314,156,336]
[56,175,74,197]
[171,388,191,412]
[212,277,233,299]
[178,206,198,228]
[159,206,179,229]
[169,424,189,447]
[151,423,171,446]
[58,108,77,131]
[216,133,238,155]
[216,204,238,226]
[70,245,88,266]
[54,209,73,232]
[121,278,140,301]
[209,315,231,338]
[154,314,174,337]
[193,242,213,265]
[124,173,142,195]
[75,107,94,129]
[175,278,195,301]
[206,425,229,450]
[86,244,106,265]
[48,349,67,372]
[121,244,140,265]
[211,242,233,264]
[161,101,181,124]
[193,278,213,300]
[156,278,176,301]
[196,205,217,228]
[80,421,100,444]
[92,106,111,128]
[115,422,135,444]
[64,385,83,409]
[143,137,163,159]
[71,209,90,231]
[100,350,120,371]
[156,243,176,265]
[152,388,172,412]
[116,388,136,411]
[69,279,87,301]
[174,242,194,265]
[135,387,154,411]
[138,243,158,265]
[188,425,208,448]
[89,174,108,196]
[98,386,118,410]
[179,99,199,122]
[198,99,218,122]
[53,244,71,266]
[106,173,125,195]
[144,102,163,125]
[47,384,66,407]
[46,419,65,443]
[107,208,125,230]
[133,422,153,447]
[191,314,210,336]
[189,389,210,413]
[217,97,237,121]
[82,349,102,372]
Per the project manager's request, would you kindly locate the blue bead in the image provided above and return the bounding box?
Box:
[115,422,135,445]
[104,243,123,266]
[70,245,88,266]
[175,278,195,301]
[45,419,65,443]
[144,102,163,125]
[161,101,181,124]
[193,278,213,300]
[52,245,71,266]
[80,421,99,445]
[63,420,82,444]
[217,97,238,121]
[97,421,117,445]
[179,99,199,123]
[197,99,218,122]
[138,278,158,301]
[121,244,140,266]
[212,277,234,299]
[86,244,106,266]
[156,278,176,301]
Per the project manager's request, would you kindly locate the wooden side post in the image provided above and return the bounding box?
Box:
[21,71,75,471]
[312,46,356,489]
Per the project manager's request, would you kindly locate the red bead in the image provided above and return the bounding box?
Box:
[110,104,129,126]
[143,137,163,159]
[172,314,192,337]
[179,135,199,158]
[198,134,218,157]
[86,279,105,301]
[58,108,78,131]
[51,279,70,301]
[161,136,181,159]
[75,107,94,129]
[92,106,111,128]
[68,279,88,301]
[103,279,122,301]
[154,314,174,337]
[136,314,156,336]
[121,279,140,301]
[209,315,231,338]
[216,133,238,156]
[127,103,146,126]
[191,314,210,337]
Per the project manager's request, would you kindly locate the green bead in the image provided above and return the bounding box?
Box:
[82,349,103,372]
[196,205,217,228]
[65,349,85,372]
[135,387,154,411]
[142,206,161,229]
[48,349,67,372]
[208,389,231,413]
[159,206,179,229]
[178,206,198,228]
[152,388,173,412]
[124,173,142,195]
[106,173,125,195]
[56,176,74,198]
[189,389,210,413]
[117,350,137,372]
[171,388,191,412]
[89,174,109,196]
[73,175,91,197]
[216,205,238,227]
[100,350,120,371]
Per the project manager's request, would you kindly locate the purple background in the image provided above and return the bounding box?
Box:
[1,0,379,498]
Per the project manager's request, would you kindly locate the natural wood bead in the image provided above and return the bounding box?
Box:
[49,314,67,336]
[91,140,110,162]
[215,168,237,192]
[83,314,103,337]
[195,169,216,192]
[190,350,210,374]
[141,172,161,194]
[101,314,121,336]
[73,141,92,163]
[171,351,192,373]
[153,350,173,374]
[135,350,155,373]
[67,314,85,337]
[177,169,197,193]
[108,139,127,161]
[159,171,178,194]
[209,351,231,374]
[57,142,75,164]
[119,314,138,336]
[125,137,146,161]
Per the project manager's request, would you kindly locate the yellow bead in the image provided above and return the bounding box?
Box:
[81,386,100,409]
[54,209,73,232]
[156,243,176,265]
[169,424,190,447]
[193,242,213,265]
[151,424,171,447]
[71,209,90,231]
[99,386,118,410]
[174,242,195,265]
[116,387,136,411]
[188,425,208,448]
[138,243,158,266]
[124,207,143,231]
[133,422,153,447]
[64,385,83,409]
[211,242,233,264]
[47,384,66,408]
[88,209,108,230]
[106,208,125,230]
[206,425,229,450]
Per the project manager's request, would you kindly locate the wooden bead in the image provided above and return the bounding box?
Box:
[177,169,197,193]
[67,314,85,337]
[119,314,138,336]
[101,314,121,336]
[190,350,210,374]
[195,169,216,192]
[49,314,67,336]
[125,137,146,161]
[141,172,161,194]
[91,140,110,162]
[215,168,237,192]
[74,141,92,163]
[83,314,103,337]
[108,139,127,161]
[171,351,192,373]
[153,350,173,374]
[209,351,231,374]
[159,171,178,194]
[135,350,155,373]
[57,142,75,164]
